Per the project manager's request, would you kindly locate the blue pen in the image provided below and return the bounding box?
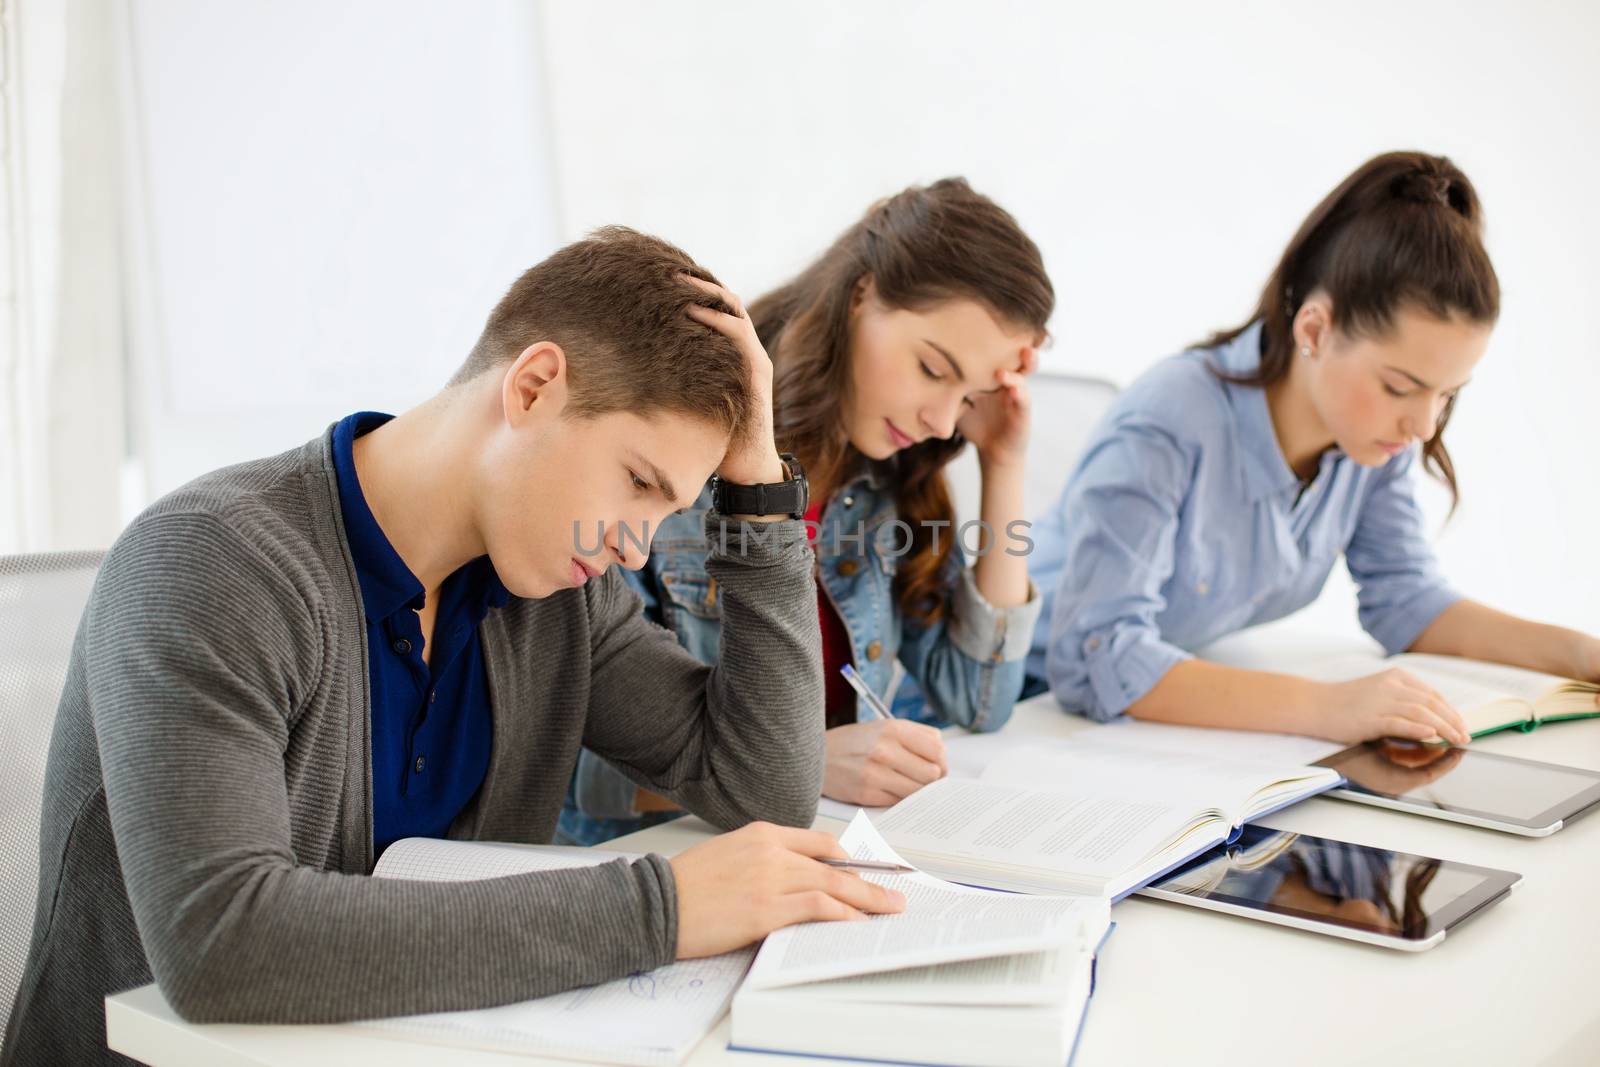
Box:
[839,664,893,722]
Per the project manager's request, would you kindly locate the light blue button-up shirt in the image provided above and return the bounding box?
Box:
[1027,320,1461,722]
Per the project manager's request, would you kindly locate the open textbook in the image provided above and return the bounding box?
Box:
[732,812,1112,1067]
[356,838,752,1066]
[1288,652,1599,739]
[873,731,1342,899]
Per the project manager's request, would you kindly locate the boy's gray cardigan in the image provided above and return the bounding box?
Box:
[2,429,823,1066]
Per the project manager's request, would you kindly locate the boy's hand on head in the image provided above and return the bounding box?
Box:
[682,275,784,487]
[668,822,906,959]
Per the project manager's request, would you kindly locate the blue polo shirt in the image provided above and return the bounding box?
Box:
[331,412,508,858]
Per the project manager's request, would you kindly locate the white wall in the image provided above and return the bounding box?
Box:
[21,1,1596,639]
[118,0,561,505]
[0,0,125,555]
[537,0,1600,636]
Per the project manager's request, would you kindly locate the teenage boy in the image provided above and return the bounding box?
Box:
[3,228,902,1066]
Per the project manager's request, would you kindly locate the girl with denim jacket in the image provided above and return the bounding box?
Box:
[560,178,1053,845]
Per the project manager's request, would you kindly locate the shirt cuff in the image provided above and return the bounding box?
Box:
[1082,626,1192,722]
[947,568,1044,665]
[1366,584,1464,656]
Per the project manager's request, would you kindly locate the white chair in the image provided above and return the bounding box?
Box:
[945,370,1120,527]
[887,373,1118,706]
[0,551,104,1047]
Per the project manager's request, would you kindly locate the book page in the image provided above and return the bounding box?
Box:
[1279,653,1534,734]
[780,946,1089,1006]
[361,838,748,1067]
[980,739,1337,828]
[743,812,1101,991]
[1389,654,1598,722]
[872,777,1198,887]
[1067,717,1345,767]
[1389,654,1581,705]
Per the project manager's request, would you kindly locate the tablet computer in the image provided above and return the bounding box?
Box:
[1137,825,1520,951]
[1313,740,1600,836]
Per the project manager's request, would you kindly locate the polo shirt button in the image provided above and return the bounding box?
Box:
[394,639,411,654]
[429,690,437,704]
[838,559,860,577]
[1196,581,1210,595]
[1086,636,1101,652]
[866,640,883,661]
[842,495,855,507]
[415,756,425,773]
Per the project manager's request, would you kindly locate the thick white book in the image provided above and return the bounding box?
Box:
[353,837,753,1067]
[874,731,1343,899]
[731,812,1112,1067]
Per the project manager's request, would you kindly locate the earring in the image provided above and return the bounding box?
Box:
[1300,345,1312,357]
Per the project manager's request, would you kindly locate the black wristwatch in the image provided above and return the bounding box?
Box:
[711,453,808,519]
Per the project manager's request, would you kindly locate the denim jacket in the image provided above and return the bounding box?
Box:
[557,467,1043,846]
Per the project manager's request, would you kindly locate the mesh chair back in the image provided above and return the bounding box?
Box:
[0,551,104,1043]
[945,372,1120,526]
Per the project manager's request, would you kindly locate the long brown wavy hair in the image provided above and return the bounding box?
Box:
[749,178,1055,622]
[1208,151,1500,510]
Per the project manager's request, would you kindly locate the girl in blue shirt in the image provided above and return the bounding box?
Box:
[561,179,1051,844]
[1030,151,1600,742]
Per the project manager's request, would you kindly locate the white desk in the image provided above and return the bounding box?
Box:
[106,639,1600,1067]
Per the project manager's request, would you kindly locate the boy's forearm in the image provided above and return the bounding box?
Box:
[696,512,825,826]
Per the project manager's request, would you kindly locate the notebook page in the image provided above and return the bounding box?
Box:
[362,838,750,1066]
[374,837,628,880]
[744,812,1097,991]
[362,949,754,1067]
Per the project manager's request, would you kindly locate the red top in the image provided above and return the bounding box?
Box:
[805,500,856,729]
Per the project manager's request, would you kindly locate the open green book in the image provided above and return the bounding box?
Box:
[1297,653,1600,739]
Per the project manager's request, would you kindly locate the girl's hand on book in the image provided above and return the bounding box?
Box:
[822,720,948,808]
[1318,669,1472,745]
[669,822,906,959]
[1572,633,1600,694]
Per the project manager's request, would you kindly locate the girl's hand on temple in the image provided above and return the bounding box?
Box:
[1316,669,1472,746]
[822,719,948,808]
[957,345,1035,471]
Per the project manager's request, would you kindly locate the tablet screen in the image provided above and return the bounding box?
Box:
[1317,740,1600,827]
[1144,825,1516,941]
